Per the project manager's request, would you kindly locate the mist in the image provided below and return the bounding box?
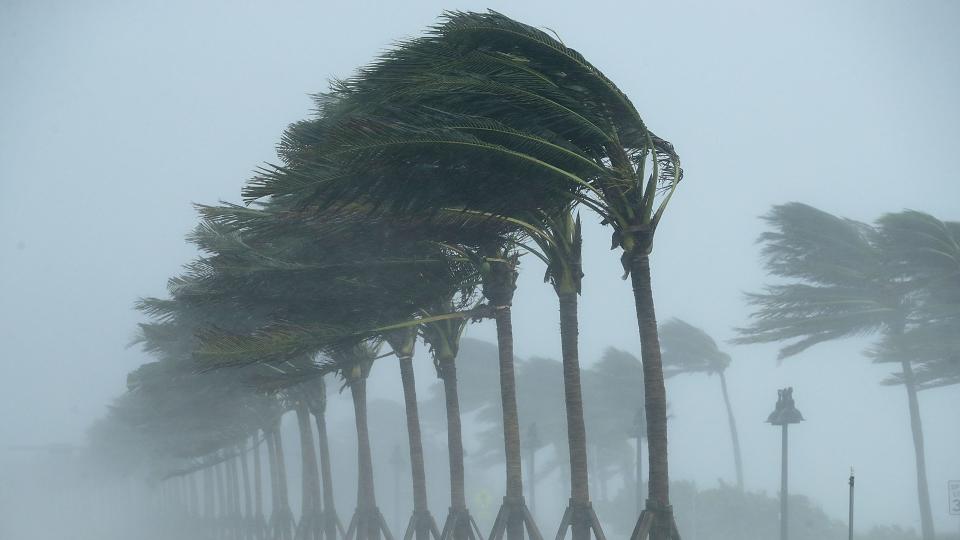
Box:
[2,2,959,540]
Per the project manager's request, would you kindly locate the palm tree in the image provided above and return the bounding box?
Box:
[384,328,443,540]
[658,319,743,490]
[302,376,348,540]
[735,203,949,540]
[325,343,394,540]
[874,210,960,393]
[293,385,324,540]
[453,245,542,540]
[419,296,487,540]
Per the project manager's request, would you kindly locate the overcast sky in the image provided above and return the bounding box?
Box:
[1,0,958,533]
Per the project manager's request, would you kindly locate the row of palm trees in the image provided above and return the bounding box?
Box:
[98,10,685,540]
[96,201,957,540]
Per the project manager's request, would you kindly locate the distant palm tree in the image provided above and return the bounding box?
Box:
[873,210,960,392]
[658,319,743,490]
[735,203,947,540]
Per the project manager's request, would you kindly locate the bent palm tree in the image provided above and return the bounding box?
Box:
[658,319,743,490]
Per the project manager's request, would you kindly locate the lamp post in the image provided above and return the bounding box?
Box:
[767,387,803,540]
[848,468,855,540]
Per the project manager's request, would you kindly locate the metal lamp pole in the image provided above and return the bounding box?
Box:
[767,387,804,540]
[848,468,855,540]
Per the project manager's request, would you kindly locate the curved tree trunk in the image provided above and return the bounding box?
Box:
[718,371,744,491]
[494,306,528,540]
[296,401,323,539]
[399,355,429,514]
[274,427,294,540]
[350,376,389,540]
[438,357,467,512]
[900,360,935,540]
[314,409,342,540]
[557,291,591,540]
[629,254,674,540]
[353,378,377,510]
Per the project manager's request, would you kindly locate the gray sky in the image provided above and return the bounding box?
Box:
[2,0,958,533]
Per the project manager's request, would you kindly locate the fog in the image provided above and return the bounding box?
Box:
[1,1,958,539]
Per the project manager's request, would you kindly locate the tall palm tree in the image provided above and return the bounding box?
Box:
[302,376,348,540]
[324,343,394,540]
[419,297,486,540]
[293,385,324,540]
[735,203,944,540]
[658,319,743,490]
[477,248,542,540]
[383,328,443,540]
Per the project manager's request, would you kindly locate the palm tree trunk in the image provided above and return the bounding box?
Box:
[254,433,266,540]
[718,371,744,491]
[557,290,590,540]
[350,376,385,540]
[399,355,429,512]
[267,432,281,538]
[629,254,673,540]
[900,359,935,540]
[438,356,467,513]
[241,443,253,535]
[495,305,529,540]
[274,427,294,540]
[314,410,340,540]
[495,307,523,496]
[296,401,322,539]
[352,378,377,509]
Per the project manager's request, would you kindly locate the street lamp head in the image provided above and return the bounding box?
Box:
[767,387,804,425]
